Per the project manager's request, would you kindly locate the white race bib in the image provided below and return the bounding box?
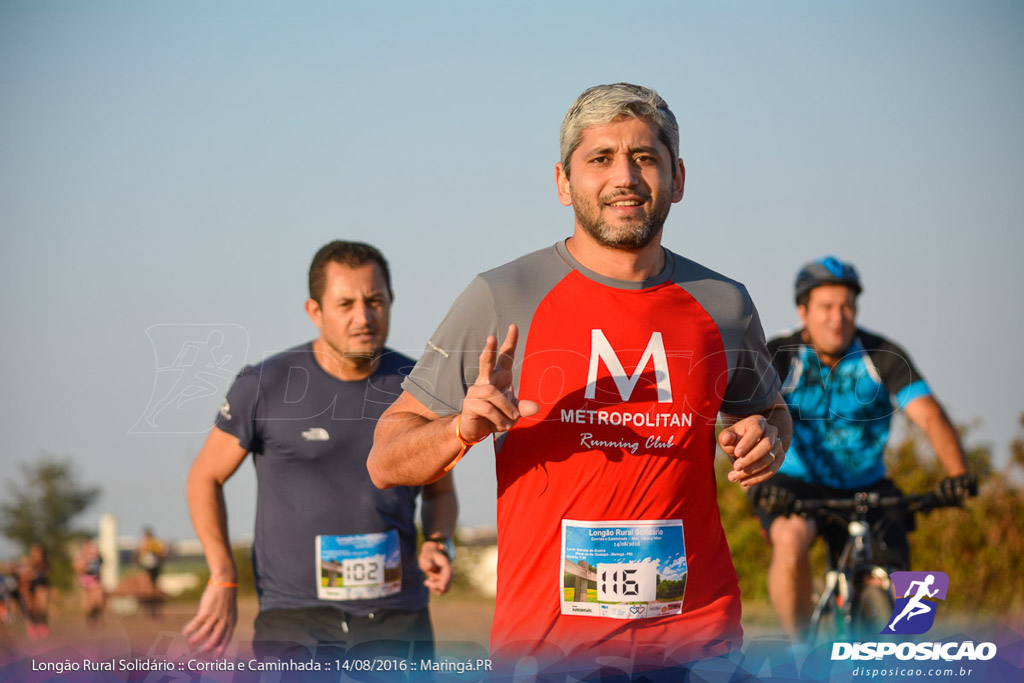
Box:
[561,519,686,620]
[315,531,402,601]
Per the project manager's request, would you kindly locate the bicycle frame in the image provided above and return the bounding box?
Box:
[808,516,893,643]
[759,486,968,646]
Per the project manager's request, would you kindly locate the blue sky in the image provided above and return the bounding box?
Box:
[1,1,1022,554]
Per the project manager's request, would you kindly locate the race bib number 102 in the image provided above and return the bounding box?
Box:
[561,519,686,620]
[316,531,402,601]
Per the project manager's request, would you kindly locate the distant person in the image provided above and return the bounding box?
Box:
[20,543,51,640]
[752,256,974,643]
[184,241,457,660]
[134,527,168,615]
[73,537,106,624]
[0,561,26,625]
[368,83,789,676]
[136,527,168,590]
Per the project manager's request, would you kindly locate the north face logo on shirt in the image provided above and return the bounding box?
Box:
[301,427,330,441]
[585,329,673,403]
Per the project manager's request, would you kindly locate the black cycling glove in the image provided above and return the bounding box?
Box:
[935,473,977,505]
[752,484,795,515]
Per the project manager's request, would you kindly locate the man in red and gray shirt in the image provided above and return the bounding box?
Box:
[369,83,791,677]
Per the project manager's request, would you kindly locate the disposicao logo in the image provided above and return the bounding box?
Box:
[832,571,998,663]
[882,571,949,635]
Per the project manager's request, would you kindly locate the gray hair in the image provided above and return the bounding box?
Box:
[559,83,680,177]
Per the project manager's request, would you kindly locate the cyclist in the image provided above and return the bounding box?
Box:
[752,255,974,643]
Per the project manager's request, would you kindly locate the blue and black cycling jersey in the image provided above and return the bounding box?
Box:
[768,328,931,489]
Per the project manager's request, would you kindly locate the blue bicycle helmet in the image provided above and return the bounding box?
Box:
[794,256,862,304]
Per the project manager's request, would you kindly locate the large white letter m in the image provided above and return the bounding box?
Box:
[585,329,673,403]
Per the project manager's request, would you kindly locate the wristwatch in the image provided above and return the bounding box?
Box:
[426,537,456,562]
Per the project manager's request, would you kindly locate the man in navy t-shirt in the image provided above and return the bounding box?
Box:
[753,255,973,644]
[183,241,457,659]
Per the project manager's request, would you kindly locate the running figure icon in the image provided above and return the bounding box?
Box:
[888,574,938,630]
[144,330,234,427]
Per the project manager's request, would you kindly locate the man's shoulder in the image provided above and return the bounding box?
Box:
[666,250,744,290]
[767,328,804,352]
[476,242,569,288]
[375,348,417,379]
[448,243,574,320]
[665,250,757,319]
[853,327,923,386]
[237,342,316,381]
[854,327,909,355]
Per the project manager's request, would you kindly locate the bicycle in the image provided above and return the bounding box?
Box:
[760,487,969,645]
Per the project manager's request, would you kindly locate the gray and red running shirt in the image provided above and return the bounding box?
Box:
[405,241,780,663]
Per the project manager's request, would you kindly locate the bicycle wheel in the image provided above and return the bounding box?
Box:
[852,585,894,638]
[808,589,843,645]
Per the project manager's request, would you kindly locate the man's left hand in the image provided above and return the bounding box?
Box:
[936,473,978,505]
[418,542,453,596]
[719,415,785,488]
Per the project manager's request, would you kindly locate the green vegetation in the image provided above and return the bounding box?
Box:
[718,413,1024,617]
[656,577,686,601]
[564,587,599,602]
[0,455,101,589]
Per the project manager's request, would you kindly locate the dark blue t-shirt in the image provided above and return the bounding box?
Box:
[215,344,426,615]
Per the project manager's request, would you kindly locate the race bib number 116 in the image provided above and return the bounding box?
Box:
[561,519,686,620]
[597,562,657,602]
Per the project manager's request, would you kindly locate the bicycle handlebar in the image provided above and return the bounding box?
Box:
[791,491,948,515]
[756,487,974,517]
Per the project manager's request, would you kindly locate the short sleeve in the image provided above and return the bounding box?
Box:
[213,368,261,452]
[721,300,782,415]
[403,276,499,416]
[866,336,931,409]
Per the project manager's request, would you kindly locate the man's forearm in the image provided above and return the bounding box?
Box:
[422,487,458,540]
[186,470,236,582]
[368,410,462,488]
[925,413,968,476]
[906,396,968,476]
[765,394,793,453]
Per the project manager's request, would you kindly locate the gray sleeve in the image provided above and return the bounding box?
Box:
[403,276,499,416]
[720,293,781,416]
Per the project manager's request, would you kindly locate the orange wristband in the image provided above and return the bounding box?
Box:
[208,580,238,588]
[444,415,482,472]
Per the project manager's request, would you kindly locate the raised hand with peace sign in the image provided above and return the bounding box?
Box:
[368,325,538,487]
[454,324,540,447]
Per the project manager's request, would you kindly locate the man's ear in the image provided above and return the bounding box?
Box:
[305,298,323,329]
[672,158,686,203]
[556,162,573,207]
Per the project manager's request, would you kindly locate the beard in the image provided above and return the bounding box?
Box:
[571,189,671,250]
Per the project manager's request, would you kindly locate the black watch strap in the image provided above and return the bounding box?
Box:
[426,537,455,562]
